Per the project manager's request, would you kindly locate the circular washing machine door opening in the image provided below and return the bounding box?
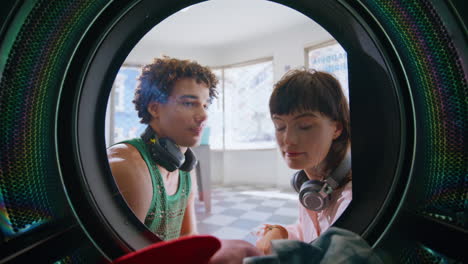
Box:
[54,0,465,262]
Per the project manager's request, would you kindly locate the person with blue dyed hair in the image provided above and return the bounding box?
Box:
[107,56,218,240]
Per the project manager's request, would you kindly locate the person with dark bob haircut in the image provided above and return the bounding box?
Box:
[107,56,218,241]
[255,69,352,254]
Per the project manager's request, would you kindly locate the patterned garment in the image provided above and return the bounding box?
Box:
[119,138,191,240]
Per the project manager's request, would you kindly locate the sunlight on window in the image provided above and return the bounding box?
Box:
[307,42,349,100]
[108,66,145,145]
[223,60,275,150]
[206,69,224,150]
[207,59,276,150]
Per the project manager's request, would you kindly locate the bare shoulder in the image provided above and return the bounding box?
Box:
[107,143,142,163]
[107,143,153,221]
[106,143,148,184]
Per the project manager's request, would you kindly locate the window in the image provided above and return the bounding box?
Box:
[107,66,145,146]
[209,58,275,150]
[306,41,349,100]
[205,68,223,150]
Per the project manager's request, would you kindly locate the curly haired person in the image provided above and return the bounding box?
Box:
[107,56,218,240]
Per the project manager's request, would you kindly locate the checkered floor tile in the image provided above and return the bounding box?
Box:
[195,185,299,245]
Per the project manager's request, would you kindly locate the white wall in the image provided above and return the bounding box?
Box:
[123,21,334,189]
[216,22,333,82]
[125,41,221,67]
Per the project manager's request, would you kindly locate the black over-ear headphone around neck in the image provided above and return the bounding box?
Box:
[141,126,198,172]
[290,151,351,211]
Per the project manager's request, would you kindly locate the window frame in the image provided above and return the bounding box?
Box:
[304,39,349,101]
[106,63,143,147]
[304,39,339,69]
[210,56,276,151]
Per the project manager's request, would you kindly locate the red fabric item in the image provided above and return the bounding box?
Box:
[112,235,221,264]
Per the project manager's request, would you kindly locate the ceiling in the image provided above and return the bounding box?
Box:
[139,0,321,48]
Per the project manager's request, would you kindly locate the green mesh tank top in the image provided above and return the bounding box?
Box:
[119,138,191,241]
